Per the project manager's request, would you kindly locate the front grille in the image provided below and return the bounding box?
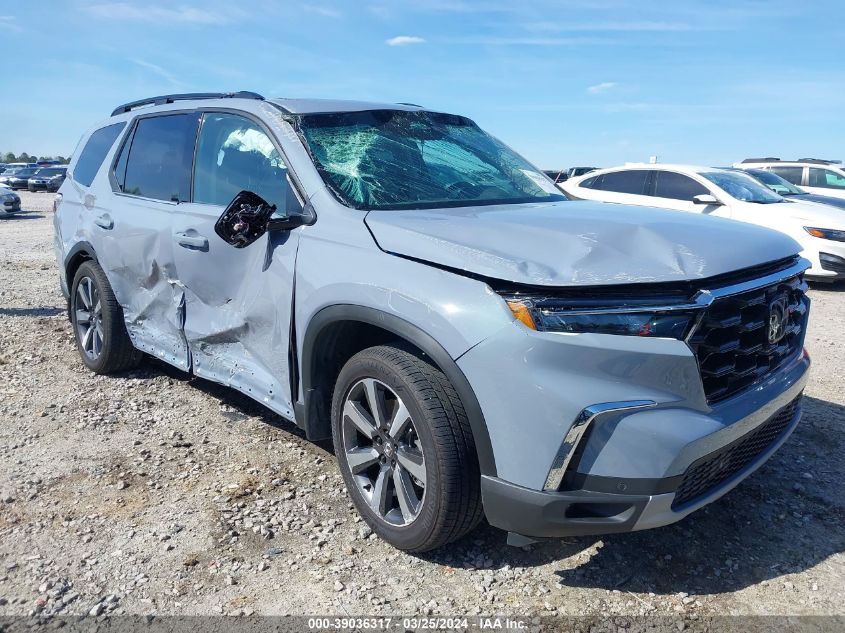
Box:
[672,394,802,509]
[688,273,808,403]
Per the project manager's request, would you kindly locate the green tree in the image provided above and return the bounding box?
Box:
[3,152,16,163]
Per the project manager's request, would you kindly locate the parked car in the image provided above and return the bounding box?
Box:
[3,167,39,189]
[55,93,810,551]
[543,169,568,183]
[0,185,21,215]
[563,164,845,281]
[737,158,845,200]
[28,166,67,192]
[739,167,845,211]
[0,166,33,186]
[544,167,598,185]
[0,164,7,174]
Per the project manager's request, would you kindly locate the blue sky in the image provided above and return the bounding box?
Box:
[1,0,843,168]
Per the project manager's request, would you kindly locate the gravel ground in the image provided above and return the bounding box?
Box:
[0,191,843,621]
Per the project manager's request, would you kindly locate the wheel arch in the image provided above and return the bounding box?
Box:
[64,241,98,285]
[298,304,497,477]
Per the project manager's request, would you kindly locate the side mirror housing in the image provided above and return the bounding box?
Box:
[693,194,722,206]
[215,191,277,248]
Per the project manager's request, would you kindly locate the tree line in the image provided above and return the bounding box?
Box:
[2,152,69,164]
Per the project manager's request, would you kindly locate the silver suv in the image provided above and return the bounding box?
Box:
[55,92,811,551]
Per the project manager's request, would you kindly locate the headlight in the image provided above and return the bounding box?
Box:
[804,227,845,242]
[504,297,699,339]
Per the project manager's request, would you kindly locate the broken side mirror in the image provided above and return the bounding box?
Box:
[215,190,277,248]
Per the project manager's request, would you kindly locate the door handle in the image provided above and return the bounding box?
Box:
[94,214,113,230]
[175,232,209,250]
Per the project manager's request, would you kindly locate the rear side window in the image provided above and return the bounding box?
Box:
[73,122,125,187]
[581,174,603,189]
[653,171,708,201]
[122,114,199,202]
[809,168,845,190]
[599,170,649,195]
[769,166,803,185]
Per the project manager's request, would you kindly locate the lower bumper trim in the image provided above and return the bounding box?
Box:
[481,475,650,538]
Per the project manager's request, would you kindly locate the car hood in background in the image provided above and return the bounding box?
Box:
[786,194,845,212]
[778,199,845,228]
[364,200,801,287]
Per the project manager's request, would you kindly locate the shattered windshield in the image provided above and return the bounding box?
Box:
[296,110,565,210]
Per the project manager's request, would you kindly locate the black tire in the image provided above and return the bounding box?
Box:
[70,260,143,374]
[331,344,483,552]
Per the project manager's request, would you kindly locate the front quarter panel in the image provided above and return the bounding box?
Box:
[294,191,513,376]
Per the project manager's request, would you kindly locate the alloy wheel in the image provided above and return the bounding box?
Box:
[74,276,103,360]
[341,378,427,526]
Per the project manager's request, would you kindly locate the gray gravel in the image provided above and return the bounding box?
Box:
[0,191,843,618]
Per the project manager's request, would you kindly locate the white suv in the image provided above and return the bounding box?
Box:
[736,158,845,201]
[562,164,845,281]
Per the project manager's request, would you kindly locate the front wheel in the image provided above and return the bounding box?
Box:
[70,260,143,374]
[331,344,483,552]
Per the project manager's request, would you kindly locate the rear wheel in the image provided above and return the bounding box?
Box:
[331,344,483,552]
[70,260,143,374]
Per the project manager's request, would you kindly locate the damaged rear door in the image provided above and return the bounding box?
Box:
[102,112,201,370]
[171,111,301,420]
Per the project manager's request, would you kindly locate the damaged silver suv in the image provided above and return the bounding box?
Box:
[55,92,811,551]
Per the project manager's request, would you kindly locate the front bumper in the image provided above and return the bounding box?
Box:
[481,370,807,538]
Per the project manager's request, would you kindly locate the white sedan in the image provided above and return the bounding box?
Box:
[562,164,845,281]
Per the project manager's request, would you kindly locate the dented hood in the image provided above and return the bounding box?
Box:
[364,200,801,286]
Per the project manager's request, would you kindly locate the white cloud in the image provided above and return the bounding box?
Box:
[0,15,22,31]
[525,21,696,32]
[386,35,426,46]
[445,35,608,46]
[129,58,186,88]
[304,5,341,18]
[84,3,228,25]
[587,82,617,94]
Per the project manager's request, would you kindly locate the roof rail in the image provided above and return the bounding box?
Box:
[111,91,265,116]
[740,157,780,163]
[396,102,424,108]
[797,157,841,165]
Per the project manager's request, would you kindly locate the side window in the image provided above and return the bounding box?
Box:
[73,122,126,187]
[193,113,289,212]
[809,168,845,190]
[653,171,708,201]
[123,114,199,202]
[599,170,649,195]
[769,166,803,185]
[581,174,600,189]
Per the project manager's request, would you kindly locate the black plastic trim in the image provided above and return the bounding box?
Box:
[481,475,650,538]
[111,91,264,117]
[300,304,496,476]
[819,252,845,274]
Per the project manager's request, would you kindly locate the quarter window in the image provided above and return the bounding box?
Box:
[599,170,649,195]
[581,174,602,189]
[653,171,708,201]
[809,168,845,190]
[122,114,199,202]
[193,113,289,211]
[769,166,803,185]
[73,122,125,187]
